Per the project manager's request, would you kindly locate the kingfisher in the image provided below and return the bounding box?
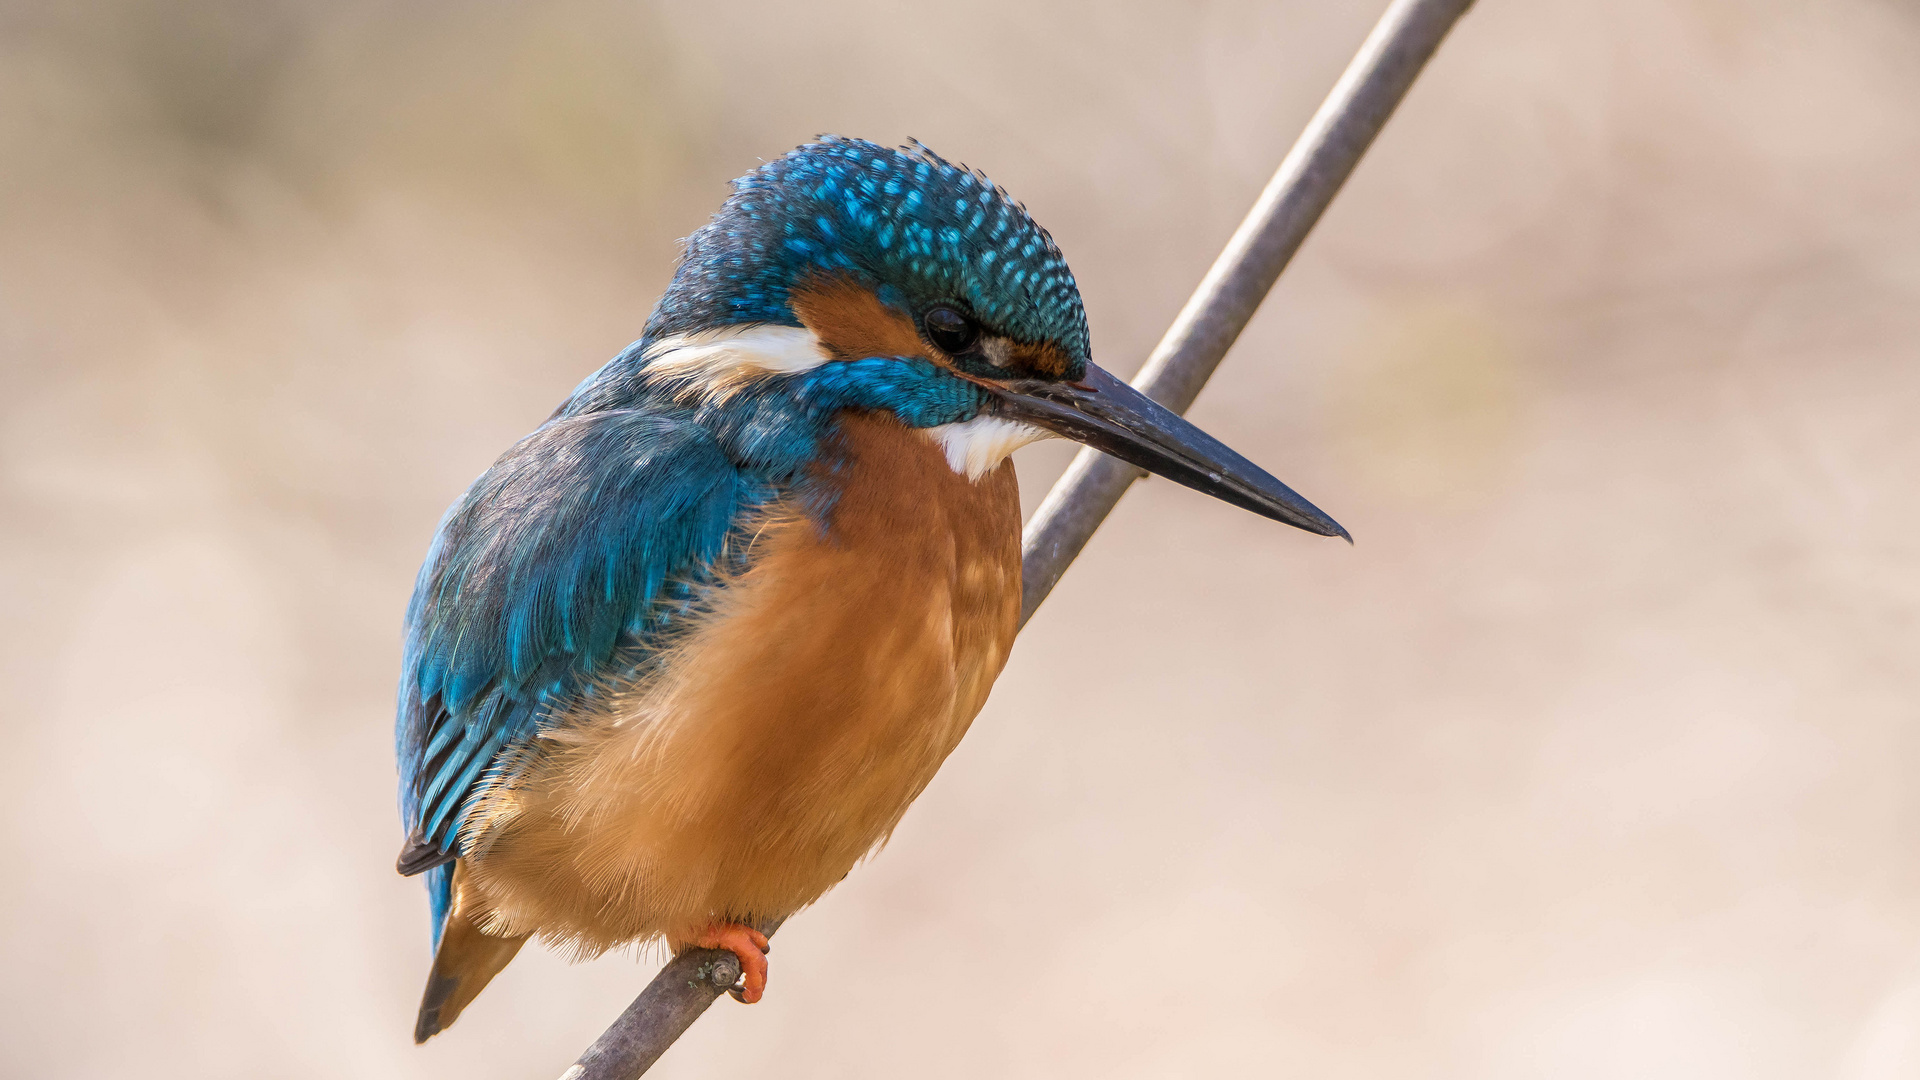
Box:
[395,135,1347,1042]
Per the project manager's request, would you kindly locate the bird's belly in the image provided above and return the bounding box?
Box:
[463,414,1021,953]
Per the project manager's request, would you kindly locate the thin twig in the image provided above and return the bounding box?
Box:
[563,1,1475,1075]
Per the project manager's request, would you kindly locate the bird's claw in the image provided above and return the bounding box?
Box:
[685,922,770,1004]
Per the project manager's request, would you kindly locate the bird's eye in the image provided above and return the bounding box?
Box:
[923,305,979,356]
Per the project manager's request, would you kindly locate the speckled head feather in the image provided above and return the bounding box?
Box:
[646,136,1090,376]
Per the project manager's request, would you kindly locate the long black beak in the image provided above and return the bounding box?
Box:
[985,363,1350,541]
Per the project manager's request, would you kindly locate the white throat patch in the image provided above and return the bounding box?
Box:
[642,325,830,401]
[922,416,1051,481]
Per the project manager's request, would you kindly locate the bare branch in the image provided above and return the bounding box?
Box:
[563,1,1476,1075]
[563,918,784,1080]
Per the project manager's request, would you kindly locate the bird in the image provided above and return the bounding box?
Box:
[394,135,1348,1042]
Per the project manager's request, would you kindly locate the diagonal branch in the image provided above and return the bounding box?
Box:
[562,1,1476,1075]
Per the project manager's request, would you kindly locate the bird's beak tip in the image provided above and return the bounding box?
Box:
[986,362,1349,541]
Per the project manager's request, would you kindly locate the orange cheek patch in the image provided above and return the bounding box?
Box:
[789,272,1076,379]
[789,275,929,362]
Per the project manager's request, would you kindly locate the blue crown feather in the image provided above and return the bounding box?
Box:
[569,137,1089,415]
[661,137,1086,351]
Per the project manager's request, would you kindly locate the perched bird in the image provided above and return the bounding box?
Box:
[395,136,1346,1041]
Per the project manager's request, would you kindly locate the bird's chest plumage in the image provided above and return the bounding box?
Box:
[463,413,1021,951]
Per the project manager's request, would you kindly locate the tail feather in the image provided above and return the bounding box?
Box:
[414,861,528,1043]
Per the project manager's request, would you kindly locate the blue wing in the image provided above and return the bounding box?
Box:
[394,407,776,922]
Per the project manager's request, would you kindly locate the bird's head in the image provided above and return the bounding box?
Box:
[627,136,1345,539]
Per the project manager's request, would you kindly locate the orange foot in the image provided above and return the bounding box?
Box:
[682,923,771,1004]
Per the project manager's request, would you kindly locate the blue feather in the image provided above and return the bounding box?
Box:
[426,862,453,950]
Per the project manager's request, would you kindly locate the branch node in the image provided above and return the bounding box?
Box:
[687,955,741,992]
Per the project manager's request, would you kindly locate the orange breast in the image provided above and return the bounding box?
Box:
[460,412,1022,954]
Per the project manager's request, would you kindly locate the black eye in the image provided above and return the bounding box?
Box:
[923,305,979,355]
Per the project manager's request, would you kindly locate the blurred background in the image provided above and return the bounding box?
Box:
[3,0,1918,1076]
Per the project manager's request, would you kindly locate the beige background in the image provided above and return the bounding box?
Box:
[4,0,1919,1077]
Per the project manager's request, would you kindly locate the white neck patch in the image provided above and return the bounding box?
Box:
[922,416,1051,481]
[643,325,830,401]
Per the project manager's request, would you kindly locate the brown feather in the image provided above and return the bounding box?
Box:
[414,861,529,1042]
[789,274,929,362]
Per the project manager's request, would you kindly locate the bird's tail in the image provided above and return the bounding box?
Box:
[414,861,528,1043]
